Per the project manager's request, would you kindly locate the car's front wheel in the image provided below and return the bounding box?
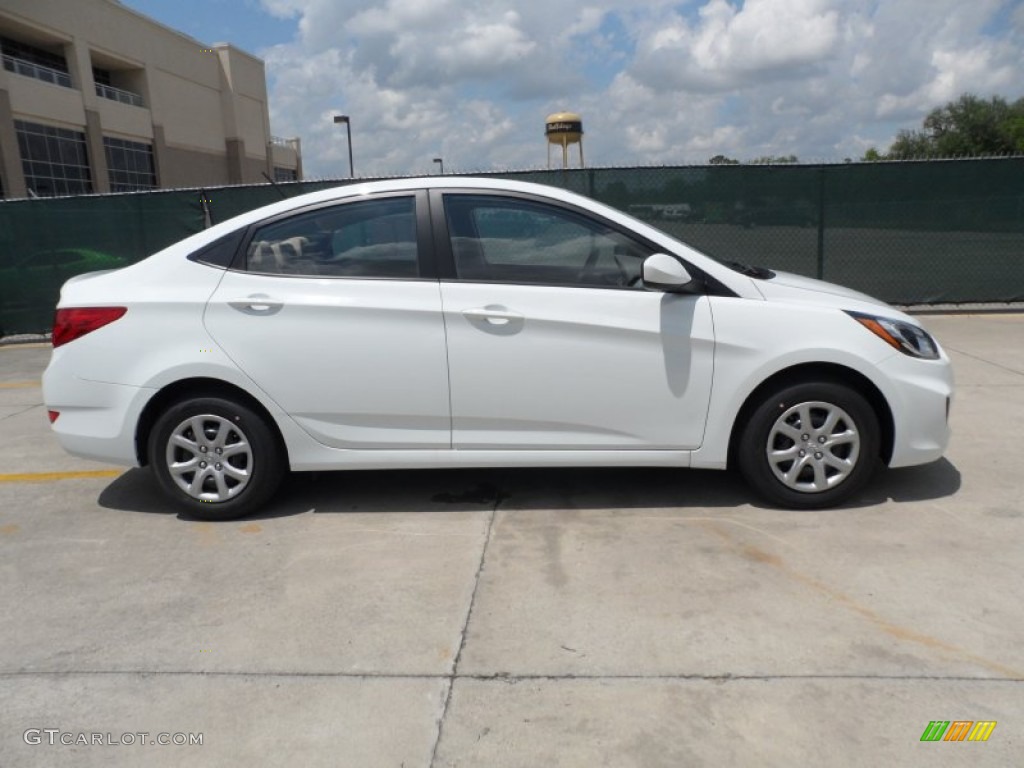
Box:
[737,381,880,509]
[148,396,284,521]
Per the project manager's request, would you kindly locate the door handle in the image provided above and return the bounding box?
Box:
[461,307,523,325]
[228,296,283,313]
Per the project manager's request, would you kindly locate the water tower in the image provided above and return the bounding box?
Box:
[546,112,584,169]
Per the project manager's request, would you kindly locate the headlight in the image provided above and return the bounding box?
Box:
[845,311,940,360]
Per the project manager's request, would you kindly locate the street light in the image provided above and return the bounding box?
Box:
[433,157,444,175]
[333,114,354,178]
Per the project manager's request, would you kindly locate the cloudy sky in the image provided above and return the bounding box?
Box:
[124,0,1024,177]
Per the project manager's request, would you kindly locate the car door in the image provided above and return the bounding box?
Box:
[434,191,715,450]
[204,191,452,449]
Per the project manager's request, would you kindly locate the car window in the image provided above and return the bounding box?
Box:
[189,230,245,269]
[444,194,653,288]
[246,196,418,278]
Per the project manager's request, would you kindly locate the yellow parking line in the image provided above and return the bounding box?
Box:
[0,470,123,483]
[0,381,40,389]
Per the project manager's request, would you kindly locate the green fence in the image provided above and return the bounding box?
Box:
[1,159,1022,335]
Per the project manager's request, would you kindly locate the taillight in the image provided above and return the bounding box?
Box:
[48,410,60,424]
[52,307,127,348]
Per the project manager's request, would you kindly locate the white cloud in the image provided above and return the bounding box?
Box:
[630,0,841,92]
[258,0,1024,176]
[259,0,304,18]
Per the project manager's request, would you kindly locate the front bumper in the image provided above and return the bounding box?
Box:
[878,351,954,468]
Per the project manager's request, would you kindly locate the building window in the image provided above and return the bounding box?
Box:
[103,137,157,192]
[0,36,72,88]
[15,120,92,197]
[92,66,145,107]
[273,166,298,182]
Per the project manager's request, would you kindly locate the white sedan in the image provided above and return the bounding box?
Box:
[43,177,953,520]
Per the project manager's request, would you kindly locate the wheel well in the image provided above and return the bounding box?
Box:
[135,378,288,467]
[727,363,895,467]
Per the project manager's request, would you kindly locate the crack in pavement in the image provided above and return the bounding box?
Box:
[0,404,41,421]
[943,345,1024,378]
[428,498,499,767]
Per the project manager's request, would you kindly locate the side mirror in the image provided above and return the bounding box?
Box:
[642,253,693,292]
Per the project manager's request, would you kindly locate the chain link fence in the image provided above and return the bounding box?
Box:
[1,158,1022,335]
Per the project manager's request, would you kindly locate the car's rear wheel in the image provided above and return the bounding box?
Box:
[737,381,880,509]
[148,396,284,521]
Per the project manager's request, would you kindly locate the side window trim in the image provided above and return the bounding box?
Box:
[428,188,457,280]
[231,189,435,279]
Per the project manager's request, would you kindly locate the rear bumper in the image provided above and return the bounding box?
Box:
[880,352,954,468]
[42,369,153,467]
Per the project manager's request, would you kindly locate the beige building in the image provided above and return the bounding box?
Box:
[0,0,301,198]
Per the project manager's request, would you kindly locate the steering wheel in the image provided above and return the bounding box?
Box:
[613,254,644,287]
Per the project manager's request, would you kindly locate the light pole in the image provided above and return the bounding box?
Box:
[333,114,354,178]
[433,157,444,175]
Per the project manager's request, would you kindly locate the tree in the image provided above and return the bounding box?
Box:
[749,155,798,165]
[887,93,1024,159]
[708,154,739,165]
[888,129,932,158]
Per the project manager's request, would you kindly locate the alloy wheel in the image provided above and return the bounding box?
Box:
[165,414,253,502]
[765,400,861,493]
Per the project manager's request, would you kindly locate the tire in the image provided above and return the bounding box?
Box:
[148,396,285,521]
[737,381,880,509]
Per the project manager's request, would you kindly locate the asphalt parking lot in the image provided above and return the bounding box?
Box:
[0,314,1021,767]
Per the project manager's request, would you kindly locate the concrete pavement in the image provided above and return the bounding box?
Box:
[0,314,1021,766]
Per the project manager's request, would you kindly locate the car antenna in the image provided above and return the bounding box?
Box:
[261,172,288,199]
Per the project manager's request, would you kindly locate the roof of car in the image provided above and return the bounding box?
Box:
[308,175,580,201]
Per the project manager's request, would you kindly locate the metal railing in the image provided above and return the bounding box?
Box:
[94,82,144,108]
[1,53,72,88]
